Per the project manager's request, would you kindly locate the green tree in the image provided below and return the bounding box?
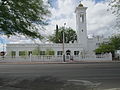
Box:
[49,27,77,43]
[32,47,40,55]
[95,34,120,57]
[95,43,115,54]
[0,0,50,39]
[109,0,120,28]
[110,35,120,50]
[45,49,55,55]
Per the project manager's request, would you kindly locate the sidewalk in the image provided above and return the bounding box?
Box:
[0,60,120,64]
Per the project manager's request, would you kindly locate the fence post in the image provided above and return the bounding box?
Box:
[30,53,32,62]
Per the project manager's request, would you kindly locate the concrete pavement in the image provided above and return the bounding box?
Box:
[0,62,120,90]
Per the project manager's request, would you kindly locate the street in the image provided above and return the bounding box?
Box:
[0,62,120,90]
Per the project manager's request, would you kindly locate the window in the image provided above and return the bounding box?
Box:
[28,51,32,56]
[19,51,26,56]
[48,51,55,55]
[11,51,16,57]
[74,51,79,55]
[96,43,100,46]
[57,51,63,55]
[103,41,108,44]
[40,51,45,55]
[80,14,84,23]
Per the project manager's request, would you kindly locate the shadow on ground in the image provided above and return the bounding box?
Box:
[0,76,100,90]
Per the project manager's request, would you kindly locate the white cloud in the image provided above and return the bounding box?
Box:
[84,1,116,36]
[45,0,116,37]
[3,0,116,44]
[44,0,77,36]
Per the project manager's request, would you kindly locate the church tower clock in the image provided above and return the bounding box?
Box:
[75,2,88,49]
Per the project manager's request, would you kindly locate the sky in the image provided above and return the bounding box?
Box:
[0,0,117,51]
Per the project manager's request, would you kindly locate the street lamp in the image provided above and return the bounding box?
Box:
[63,23,66,62]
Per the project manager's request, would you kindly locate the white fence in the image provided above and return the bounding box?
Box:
[0,55,63,62]
[0,53,112,62]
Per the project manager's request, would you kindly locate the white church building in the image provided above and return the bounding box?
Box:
[5,3,112,62]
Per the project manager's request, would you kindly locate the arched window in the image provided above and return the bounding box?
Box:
[80,14,84,23]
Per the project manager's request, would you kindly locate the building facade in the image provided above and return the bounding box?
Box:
[5,3,112,61]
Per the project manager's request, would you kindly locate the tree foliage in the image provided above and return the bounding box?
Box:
[109,0,120,28]
[45,49,55,55]
[0,0,50,38]
[32,47,40,55]
[110,35,120,50]
[95,43,115,54]
[49,27,77,43]
[95,34,120,55]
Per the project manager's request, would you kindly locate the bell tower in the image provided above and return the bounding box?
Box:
[75,2,88,49]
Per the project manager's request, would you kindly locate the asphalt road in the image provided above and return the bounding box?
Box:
[0,62,120,90]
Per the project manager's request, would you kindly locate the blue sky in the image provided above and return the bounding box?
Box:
[48,0,58,8]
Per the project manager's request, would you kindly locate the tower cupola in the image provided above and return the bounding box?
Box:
[75,2,88,49]
[79,3,83,7]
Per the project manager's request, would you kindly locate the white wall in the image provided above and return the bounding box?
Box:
[75,6,88,49]
[6,43,83,57]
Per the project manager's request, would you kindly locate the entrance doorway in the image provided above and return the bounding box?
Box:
[66,50,71,60]
[66,50,71,55]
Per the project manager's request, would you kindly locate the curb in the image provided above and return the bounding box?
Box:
[0,61,120,64]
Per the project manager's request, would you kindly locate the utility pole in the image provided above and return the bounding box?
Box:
[63,23,66,62]
[3,43,4,60]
